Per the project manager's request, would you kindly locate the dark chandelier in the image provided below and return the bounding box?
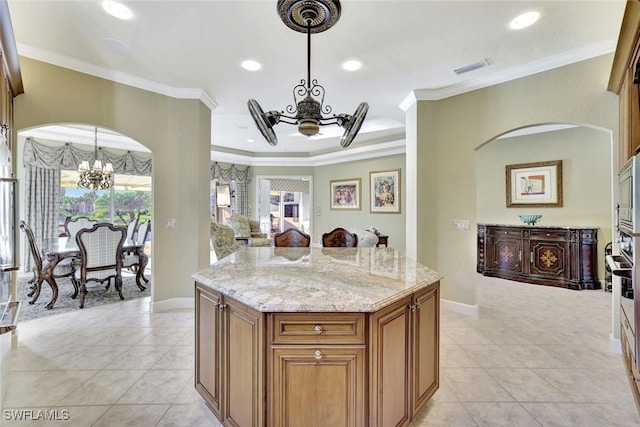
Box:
[77,127,114,192]
[248,0,368,148]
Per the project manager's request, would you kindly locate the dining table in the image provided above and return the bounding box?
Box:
[38,235,147,309]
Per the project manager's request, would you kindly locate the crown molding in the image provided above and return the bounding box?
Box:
[401,40,617,104]
[17,44,218,111]
[211,139,406,167]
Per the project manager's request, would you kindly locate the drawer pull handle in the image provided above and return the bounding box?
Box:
[547,233,550,237]
[314,325,323,335]
[314,350,322,360]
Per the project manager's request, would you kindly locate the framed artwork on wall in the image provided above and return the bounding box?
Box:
[370,169,401,213]
[506,160,563,207]
[330,178,361,210]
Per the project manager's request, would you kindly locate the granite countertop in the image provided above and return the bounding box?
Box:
[193,247,442,313]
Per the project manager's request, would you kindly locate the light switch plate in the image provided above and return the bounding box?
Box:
[453,220,470,230]
[166,218,176,228]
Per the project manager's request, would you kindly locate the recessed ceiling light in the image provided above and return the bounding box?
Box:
[247,139,254,143]
[241,60,262,71]
[102,1,133,20]
[342,59,362,71]
[509,11,540,30]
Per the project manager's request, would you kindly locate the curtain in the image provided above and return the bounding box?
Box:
[211,163,251,217]
[23,138,152,175]
[22,165,60,271]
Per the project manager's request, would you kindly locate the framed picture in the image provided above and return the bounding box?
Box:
[506,160,563,207]
[330,178,361,210]
[370,169,401,213]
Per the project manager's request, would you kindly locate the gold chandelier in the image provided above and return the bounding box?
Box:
[77,127,114,192]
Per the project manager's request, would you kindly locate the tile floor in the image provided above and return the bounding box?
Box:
[1,275,639,426]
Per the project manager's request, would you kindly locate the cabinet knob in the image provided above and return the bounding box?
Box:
[314,350,323,360]
[313,325,323,335]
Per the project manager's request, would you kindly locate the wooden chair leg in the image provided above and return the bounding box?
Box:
[28,277,43,305]
[115,276,124,300]
[70,276,79,299]
[79,282,87,309]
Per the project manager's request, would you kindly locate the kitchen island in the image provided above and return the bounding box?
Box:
[193,246,442,427]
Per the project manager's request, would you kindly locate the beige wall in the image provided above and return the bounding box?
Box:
[14,57,212,308]
[476,126,612,280]
[413,54,619,307]
[314,154,406,250]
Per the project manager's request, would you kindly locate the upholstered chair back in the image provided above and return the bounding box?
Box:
[136,220,151,245]
[274,228,311,247]
[75,223,126,283]
[322,227,358,247]
[65,216,98,243]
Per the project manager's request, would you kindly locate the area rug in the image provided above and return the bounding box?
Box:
[15,273,151,322]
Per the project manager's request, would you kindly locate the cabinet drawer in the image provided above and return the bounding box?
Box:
[270,313,364,344]
[529,230,569,240]
[489,228,521,238]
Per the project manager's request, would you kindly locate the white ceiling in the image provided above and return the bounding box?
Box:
[7,0,627,163]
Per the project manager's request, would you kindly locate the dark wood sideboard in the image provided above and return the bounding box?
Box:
[477,224,599,290]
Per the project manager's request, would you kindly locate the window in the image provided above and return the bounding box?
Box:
[59,169,152,231]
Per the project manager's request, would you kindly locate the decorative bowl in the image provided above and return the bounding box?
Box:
[519,214,542,226]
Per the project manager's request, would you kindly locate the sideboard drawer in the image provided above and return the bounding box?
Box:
[529,230,569,241]
[270,313,364,344]
[489,228,521,238]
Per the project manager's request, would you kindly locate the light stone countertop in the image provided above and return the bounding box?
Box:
[193,246,442,313]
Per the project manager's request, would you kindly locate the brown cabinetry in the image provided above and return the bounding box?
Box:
[195,283,265,426]
[369,285,439,426]
[195,280,440,426]
[477,224,598,290]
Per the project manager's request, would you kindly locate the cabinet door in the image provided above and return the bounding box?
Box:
[223,297,265,427]
[528,240,569,282]
[411,284,439,417]
[271,345,364,427]
[491,236,523,274]
[370,295,411,427]
[195,283,222,419]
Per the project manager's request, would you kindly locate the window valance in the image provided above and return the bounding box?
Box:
[269,178,309,193]
[211,162,250,183]
[23,138,152,175]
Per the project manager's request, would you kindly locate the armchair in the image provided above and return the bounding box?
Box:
[226,214,271,247]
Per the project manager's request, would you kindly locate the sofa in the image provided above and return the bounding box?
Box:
[227,214,272,247]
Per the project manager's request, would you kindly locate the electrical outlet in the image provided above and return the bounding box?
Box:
[165,218,176,229]
[316,207,321,216]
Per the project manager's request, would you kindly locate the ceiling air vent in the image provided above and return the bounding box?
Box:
[453,59,489,75]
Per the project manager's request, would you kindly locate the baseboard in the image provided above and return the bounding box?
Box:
[441,298,479,317]
[610,333,622,355]
[151,297,194,313]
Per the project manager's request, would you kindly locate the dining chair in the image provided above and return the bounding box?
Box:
[64,216,98,243]
[322,227,358,247]
[73,223,126,309]
[122,219,151,286]
[125,218,138,242]
[274,228,311,247]
[19,220,76,304]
